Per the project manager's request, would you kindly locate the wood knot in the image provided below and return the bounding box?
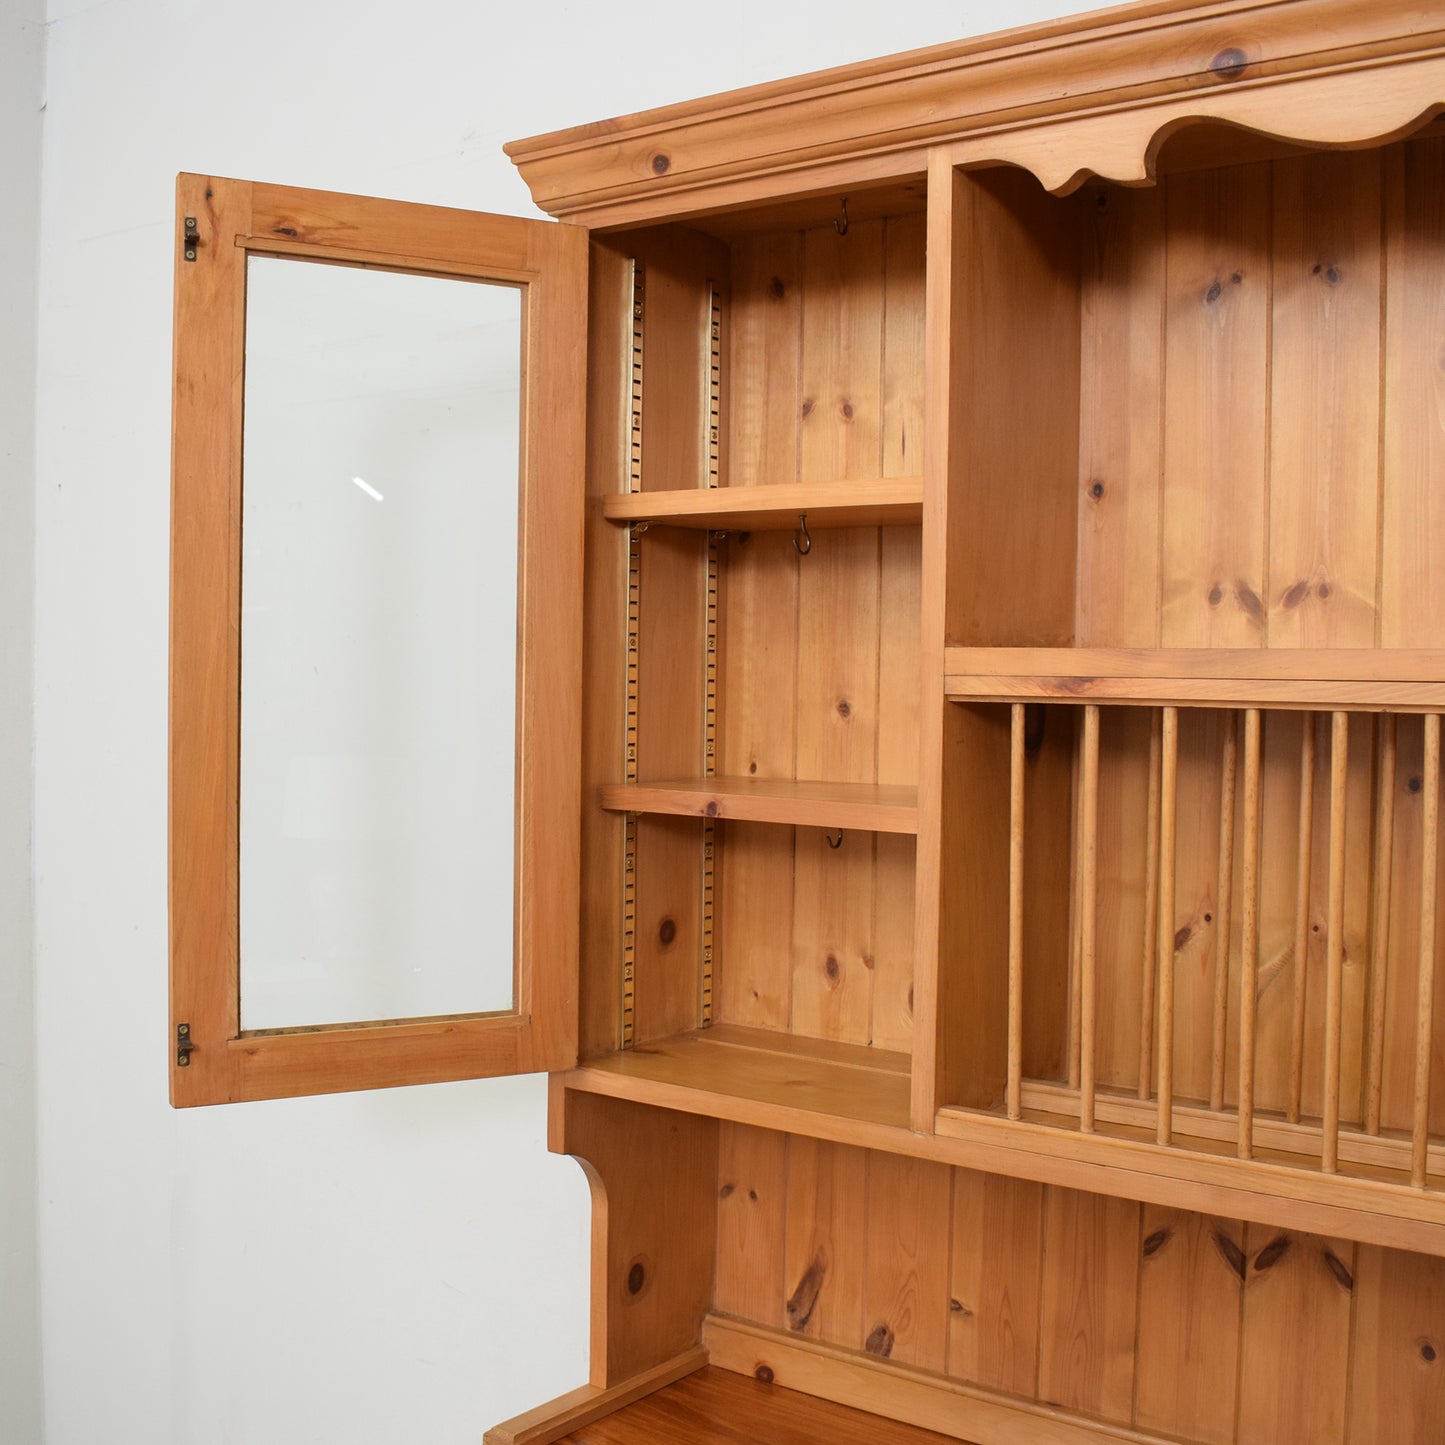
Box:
[1203,912,1213,924]
[1235,580,1264,624]
[862,953,875,971]
[748,761,758,774]
[840,400,855,420]
[748,1189,757,1202]
[627,1261,647,1295]
[754,1364,775,1383]
[1142,1228,1170,1258]
[1312,262,1342,286]
[837,698,851,718]
[1088,479,1105,501]
[865,1323,895,1358]
[658,917,677,945]
[1323,1251,1354,1292]
[1422,1341,1438,1363]
[770,276,786,298]
[1173,923,1193,951]
[1317,580,1331,599]
[1210,47,1249,80]
[949,1298,972,1316]
[1410,775,1424,794]
[823,954,841,983]
[650,153,671,175]
[1205,278,1224,305]
[801,399,815,419]
[705,800,719,816]
[1253,1236,1291,1272]
[1208,583,1225,607]
[787,1248,827,1331]
[1281,578,1310,610]
[1213,1231,1247,1280]
[719,1183,735,1198]
[907,986,914,1012]
[272,225,298,237]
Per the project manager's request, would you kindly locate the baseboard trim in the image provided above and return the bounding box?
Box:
[483,1345,708,1445]
[703,1314,1181,1445]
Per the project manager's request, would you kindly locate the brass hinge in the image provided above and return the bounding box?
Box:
[182,216,199,262]
[176,1022,196,1066]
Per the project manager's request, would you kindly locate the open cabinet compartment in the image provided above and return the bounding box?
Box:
[574,186,928,1123]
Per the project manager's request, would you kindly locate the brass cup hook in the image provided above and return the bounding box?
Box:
[834,197,849,236]
[793,513,812,556]
[826,828,844,849]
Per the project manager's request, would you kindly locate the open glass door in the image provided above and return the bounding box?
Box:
[169,175,584,1104]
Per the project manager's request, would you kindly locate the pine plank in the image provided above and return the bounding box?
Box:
[948,1171,1044,1397]
[1236,1227,1354,1445]
[784,1138,868,1347]
[1134,1207,1243,1445]
[1349,1245,1445,1444]
[1160,163,1270,648]
[715,1123,788,1327]
[1037,1189,1141,1423]
[1267,150,1382,649]
[860,1154,952,1371]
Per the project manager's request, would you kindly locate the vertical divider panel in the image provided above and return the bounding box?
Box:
[918,161,1081,1127]
[1365,714,1397,1133]
[1321,712,1349,1171]
[1079,706,1101,1133]
[1156,707,1179,1144]
[1210,717,1239,1112]
[1138,712,1162,1100]
[1287,716,1317,1124]
[1412,713,1441,1187]
[1007,703,1026,1121]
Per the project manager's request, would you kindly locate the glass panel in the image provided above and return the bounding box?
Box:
[239,257,521,1030]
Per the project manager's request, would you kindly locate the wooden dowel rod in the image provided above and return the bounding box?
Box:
[1156,707,1179,1146]
[1068,713,1083,1091]
[1210,718,1238,1112]
[1365,714,1397,1135]
[1138,712,1163,1101]
[1322,712,1349,1173]
[1080,705,1101,1134]
[1288,716,1317,1125]
[1007,703,1026,1122]
[1411,713,1440,1188]
[1239,709,1263,1161]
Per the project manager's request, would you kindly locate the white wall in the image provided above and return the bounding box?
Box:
[27,2,1079,1442]
[1,0,43,1440]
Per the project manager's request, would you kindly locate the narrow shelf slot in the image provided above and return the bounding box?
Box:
[945,646,1445,710]
[603,476,923,530]
[600,777,919,834]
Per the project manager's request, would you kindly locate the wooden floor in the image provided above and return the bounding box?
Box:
[556,1367,967,1443]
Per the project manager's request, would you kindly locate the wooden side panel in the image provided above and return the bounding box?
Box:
[1349,1245,1445,1444]
[1381,137,1445,649]
[1135,1207,1243,1445]
[714,1123,787,1328]
[860,1155,952,1372]
[946,168,1081,648]
[1267,151,1382,649]
[1037,1189,1140,1423]
[948,1171,1043,1397]
[578,238,633,1060]
[1237,1227,1354,1445]
[559,1089,718,1387]
[784,1138,868,1348]
[1160,163,1270,649]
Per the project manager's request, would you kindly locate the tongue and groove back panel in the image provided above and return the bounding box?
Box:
[712,1121,1445,1445]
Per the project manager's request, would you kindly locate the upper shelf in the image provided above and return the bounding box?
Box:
[945,647,1445,712]
[602,477,923,531]
[601,777,919,834]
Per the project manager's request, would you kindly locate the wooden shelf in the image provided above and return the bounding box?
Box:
[944,646,1445,711]
[599,778,919,834]
[602,476,923,530]
[569,1025,912,1135]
